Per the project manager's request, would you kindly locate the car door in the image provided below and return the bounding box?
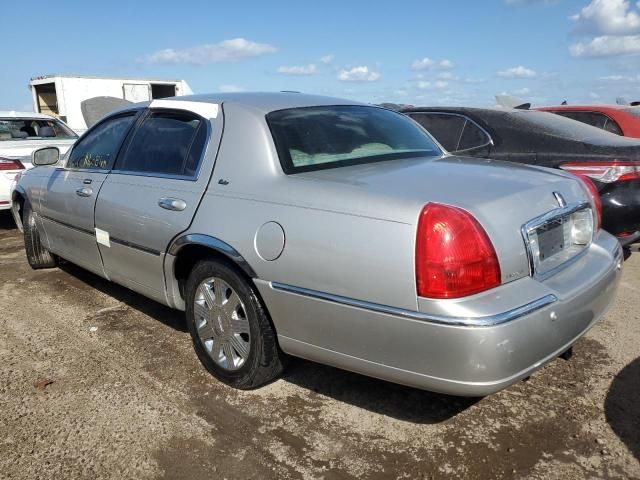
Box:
[94,107,213,303]
[39,112,139,276]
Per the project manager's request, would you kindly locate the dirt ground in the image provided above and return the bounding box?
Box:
[0,212,638,480]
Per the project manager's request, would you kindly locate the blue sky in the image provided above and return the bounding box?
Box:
[3,0,640,110]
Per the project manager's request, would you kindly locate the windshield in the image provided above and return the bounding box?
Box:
[0,118,77,141]
[267,105,442,173]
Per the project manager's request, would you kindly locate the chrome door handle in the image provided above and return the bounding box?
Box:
[158,197,187,211]
[76,187,93,197]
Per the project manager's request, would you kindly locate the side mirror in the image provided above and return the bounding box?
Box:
[32,147,60,166]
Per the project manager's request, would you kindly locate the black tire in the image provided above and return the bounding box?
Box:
[185,259,286,389]
[22,202,57,269]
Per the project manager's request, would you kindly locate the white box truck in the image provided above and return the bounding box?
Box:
[29,75,193,133]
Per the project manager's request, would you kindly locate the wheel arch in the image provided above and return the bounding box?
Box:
[167,234,257,306]
[11,185,28,233]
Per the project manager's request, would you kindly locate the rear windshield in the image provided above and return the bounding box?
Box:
[623,107,640,119]
[267,105,442,173]
[0,118,77,141]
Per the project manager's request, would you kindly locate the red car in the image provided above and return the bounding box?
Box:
[536,104,640,138]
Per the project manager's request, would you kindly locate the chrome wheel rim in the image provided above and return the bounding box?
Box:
[194,277,250,371]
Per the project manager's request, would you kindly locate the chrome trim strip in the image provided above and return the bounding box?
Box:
[40,214,95,237]
[109,236,161,256]
[270,282,557,327]
[521,201,592,280]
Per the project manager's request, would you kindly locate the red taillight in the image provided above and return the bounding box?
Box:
[0,157,25,171]
[560,161,640,183]
[416,203,501,299]
[573,174,602,230]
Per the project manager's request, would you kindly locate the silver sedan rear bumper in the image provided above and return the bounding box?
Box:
[256,231,622,397]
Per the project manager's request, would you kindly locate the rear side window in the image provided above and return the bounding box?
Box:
[409,113,466,151]
[458,120,491,151]
[553,111,622,135]
[116,111,207,177]
[267,106,441,173]
[67,114,136,170]
[555,111,607,129]
[603,117,623,135]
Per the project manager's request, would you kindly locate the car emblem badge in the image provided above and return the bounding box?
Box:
[553,192,566,208]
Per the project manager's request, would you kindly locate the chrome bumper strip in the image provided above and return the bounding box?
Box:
[270,282,558,327]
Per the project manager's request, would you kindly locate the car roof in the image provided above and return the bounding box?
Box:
[155,92,366,114]
[0,111,58,120]
[402,106,512,115]
[536,104,635,113]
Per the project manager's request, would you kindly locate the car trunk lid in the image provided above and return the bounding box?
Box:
[295,155,592,285]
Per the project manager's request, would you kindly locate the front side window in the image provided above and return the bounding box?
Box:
[0,118,77,141]
[267,106,441,173]
[116,111,206,177]
[67,114,136,170]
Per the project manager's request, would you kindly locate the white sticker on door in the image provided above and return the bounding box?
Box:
[95,228,110,248]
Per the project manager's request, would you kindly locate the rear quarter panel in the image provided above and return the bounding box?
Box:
[186,103,419,311]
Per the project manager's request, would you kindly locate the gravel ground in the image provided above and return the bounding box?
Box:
[0,212,638,480]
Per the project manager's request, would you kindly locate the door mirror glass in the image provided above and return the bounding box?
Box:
[32,147,60,166]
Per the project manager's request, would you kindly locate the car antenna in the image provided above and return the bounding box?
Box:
[561,100,568,105]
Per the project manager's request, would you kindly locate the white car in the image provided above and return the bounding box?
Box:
[0,111,77,214]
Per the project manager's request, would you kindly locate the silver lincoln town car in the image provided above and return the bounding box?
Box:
[12,93,622,396]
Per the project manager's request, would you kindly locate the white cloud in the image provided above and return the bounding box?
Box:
[513,87,531,96]
[497,65,538,78]
[218,84,244,93]
[411,58,454,71]
[589,91,601,98]
[600,74,636,80]
[506,0,559,5]
[437,72,458,80]
[416,80,449,90]
[570,34,640,56]
[337,66,380,82]
[146,38,276,65]
[571,0,640,35]
[320,54,335,64]
[277,64,317,75]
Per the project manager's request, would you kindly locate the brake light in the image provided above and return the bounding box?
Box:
[560,161,640,183]
[416,203,501,299]
[0,157,25,171]
[572,174,602,230]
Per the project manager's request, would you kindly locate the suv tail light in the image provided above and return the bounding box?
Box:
[0,157,25,171]
[416,203,501,299]
[560,161,640,183]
